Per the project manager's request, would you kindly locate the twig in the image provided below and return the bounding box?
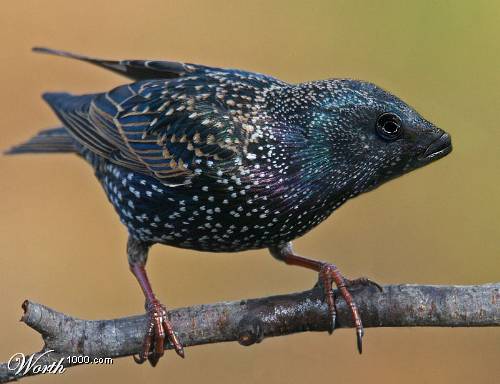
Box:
[0,283,498,382]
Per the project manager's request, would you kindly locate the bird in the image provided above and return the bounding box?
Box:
[6,47,452,366]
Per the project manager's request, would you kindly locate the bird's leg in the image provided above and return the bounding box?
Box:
[127,237,184,366]
[269,242,382,353]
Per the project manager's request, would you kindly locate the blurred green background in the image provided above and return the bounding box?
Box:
[0,1,498,383]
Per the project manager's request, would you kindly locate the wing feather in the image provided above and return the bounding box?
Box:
[44,68,286,185]
[33,47,211,80]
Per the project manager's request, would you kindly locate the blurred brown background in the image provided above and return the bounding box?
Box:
[0,1,499,383]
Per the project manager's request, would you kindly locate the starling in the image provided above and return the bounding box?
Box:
[6,47,452,365]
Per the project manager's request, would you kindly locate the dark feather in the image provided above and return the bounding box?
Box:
[40,68,285,186]
[4,127,77,155]
[32,47,212,81]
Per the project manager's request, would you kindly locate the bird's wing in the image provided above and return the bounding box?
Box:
[45,71,286,186]
[33,47,214,80]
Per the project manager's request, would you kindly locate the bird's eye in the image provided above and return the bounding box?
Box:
[376,113,403,140]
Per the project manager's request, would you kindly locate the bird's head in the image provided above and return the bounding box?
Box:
[288,79,453,196]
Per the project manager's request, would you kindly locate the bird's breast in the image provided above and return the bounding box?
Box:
[94,157,341,252]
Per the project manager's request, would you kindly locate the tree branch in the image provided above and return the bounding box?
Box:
[1,283,498,382]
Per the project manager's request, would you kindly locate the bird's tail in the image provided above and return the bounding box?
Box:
[4,127,78,155]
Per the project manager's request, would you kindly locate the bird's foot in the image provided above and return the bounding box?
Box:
[133,299,184,366]
[318,263,382,354]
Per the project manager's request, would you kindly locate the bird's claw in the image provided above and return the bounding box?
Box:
[344,277,383,292]
[134,299,185,366]
[356,327,364,354]
[318,263,380,354]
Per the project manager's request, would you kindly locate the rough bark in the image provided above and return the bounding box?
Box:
[0,283,498,383]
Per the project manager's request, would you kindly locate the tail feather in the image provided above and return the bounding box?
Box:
[5,127,77,155]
